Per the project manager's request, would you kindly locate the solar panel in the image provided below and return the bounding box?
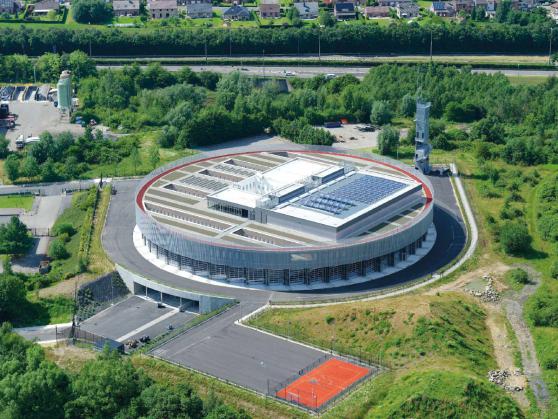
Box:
[300,174,406,216]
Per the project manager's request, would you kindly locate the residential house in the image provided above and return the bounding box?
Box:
[451,0,473,14]
[147,0,178,18]
[113,0,140,16]
[0,0,20,14]
[223,4,251,20]
[293,1,319,19]
[259,0,280,18]
[31,0,59,15]
[397,2,419,18]
[364,5,391,18]
[550,2,558,21]
[378,0,410,7]
[185,2,212,17]
[334,2,355,19]
[177,0,210,6]
[430,1,454,16]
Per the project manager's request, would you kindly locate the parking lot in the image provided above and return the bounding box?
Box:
[322,123,380,149]
[79,296,196,342]
[2,101,84,151]
[152,303,327,393]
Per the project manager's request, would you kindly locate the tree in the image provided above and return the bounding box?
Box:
[370,101,392,126]
[21,155,40,179]
[123,384,204,419]
[129,144,141,175]
[48,239,69,260]
[0,273,26,321]
[72,0,113,24]
[65,350,151,418]
[377,126,400,155]
[4,154,19,182]
[0,136,9,159]
[318,9,335,27]
[148,144,160,170]
[66,50,97,81]
[41,159,60,182]
[286,6,302,27]
[499,222,531,255]
[400,93,415,117]
[0,217,33,255]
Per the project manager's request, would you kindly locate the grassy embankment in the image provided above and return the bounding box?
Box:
[249,293,522,417]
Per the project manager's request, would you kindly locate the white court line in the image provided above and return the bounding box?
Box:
[116,309,178,342]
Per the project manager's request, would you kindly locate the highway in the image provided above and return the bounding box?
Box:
[97,64,558,79]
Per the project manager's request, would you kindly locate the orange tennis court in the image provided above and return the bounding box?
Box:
[276,358,370,409]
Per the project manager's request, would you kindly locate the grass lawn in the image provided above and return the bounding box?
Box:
[507,75,551,86]
[0,194,34,210]
[417,0,433,8]
[49,191,89,275]
[87,185,114,277]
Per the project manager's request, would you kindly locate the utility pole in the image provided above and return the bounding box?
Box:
[318,25,324,61]
[204,37,208,64]
[229,26,232,57]
[550,27,555,65]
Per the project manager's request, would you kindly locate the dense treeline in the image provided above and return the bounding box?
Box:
[0,324,248,418]
[0,21,556,56]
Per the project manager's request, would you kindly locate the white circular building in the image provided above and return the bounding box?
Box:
[134,147,435,290]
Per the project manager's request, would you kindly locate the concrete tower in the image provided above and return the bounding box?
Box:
[414,100,431,174]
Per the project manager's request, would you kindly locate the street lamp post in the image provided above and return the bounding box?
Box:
[318,25,324,61]
[229,25,232,57]
[429,27,433,62]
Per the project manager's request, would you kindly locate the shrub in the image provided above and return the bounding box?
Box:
[48,239,69,260]
[505,268,529,285]
[325,315,335,324]
[550,260,558,279]
[53,223,76,237]
[377,126,400,155]
[370,101,392,126]
[499,222,531,255]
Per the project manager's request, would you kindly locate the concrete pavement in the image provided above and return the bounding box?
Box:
[98,64,558,80]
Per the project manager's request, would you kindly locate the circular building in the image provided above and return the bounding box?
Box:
[135,147,435,290]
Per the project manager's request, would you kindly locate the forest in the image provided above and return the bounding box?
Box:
[0,18,556,56]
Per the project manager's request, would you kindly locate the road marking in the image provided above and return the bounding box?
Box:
[116,309,177,342]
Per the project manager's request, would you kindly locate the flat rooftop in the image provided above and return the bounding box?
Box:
[139,151,428,249]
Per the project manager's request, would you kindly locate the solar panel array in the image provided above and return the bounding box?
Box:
[300,174,406,216]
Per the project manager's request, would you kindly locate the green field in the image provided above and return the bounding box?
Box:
[0,194,34,210]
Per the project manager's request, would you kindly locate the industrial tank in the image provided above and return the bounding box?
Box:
[57,70,72,113]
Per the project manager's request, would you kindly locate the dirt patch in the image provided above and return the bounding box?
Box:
[425,260,510,295]
[424,258,531,408]
[38,274,97,298]
[485,308,529,408]
[45,343,96,373]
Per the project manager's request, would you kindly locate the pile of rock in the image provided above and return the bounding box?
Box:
[469,275,500,303]
[488,369,524,392]
[488,369,509,386]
